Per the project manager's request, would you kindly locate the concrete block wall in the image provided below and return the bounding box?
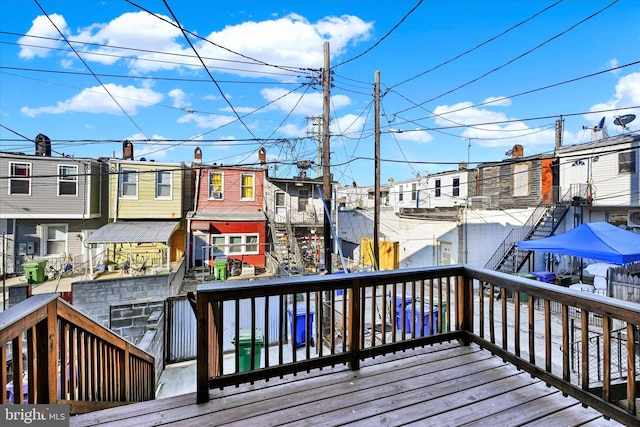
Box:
[110,300,164,345]
[72,275,171,327]
[138,309,166,386]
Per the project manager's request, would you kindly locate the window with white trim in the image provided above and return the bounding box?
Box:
[411,183,417,201]
[120,168,138,197]
[398,184,404,201]
[58,164,78,196]
[435,180,441,197]
[9,162,31,195]
[212,234,260,255]
[209,171,223,199]
[619,151,637,174]
[241,173,254,200]
[156,170,172,198]
[45,224,67,255]
[298,189,309,211]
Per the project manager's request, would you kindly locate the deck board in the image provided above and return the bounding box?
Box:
[69,342,625,426]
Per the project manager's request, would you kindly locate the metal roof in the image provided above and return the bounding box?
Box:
[84,221,180,244]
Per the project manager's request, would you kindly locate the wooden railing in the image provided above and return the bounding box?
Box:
[196,265,640,425]
[1,293,155,414]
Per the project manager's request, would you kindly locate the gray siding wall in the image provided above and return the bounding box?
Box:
[0,153,103,218]
[478,159,543,209]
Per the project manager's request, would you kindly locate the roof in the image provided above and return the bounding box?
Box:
[188,211,266,222]
[84,221,180,244]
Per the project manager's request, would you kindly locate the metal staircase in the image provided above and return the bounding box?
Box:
[485,202,570,274]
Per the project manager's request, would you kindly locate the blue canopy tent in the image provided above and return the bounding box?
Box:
[517,222,640,265]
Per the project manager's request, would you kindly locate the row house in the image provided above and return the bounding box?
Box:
[555,129,640,230]
[83,142,193,274]
[0,134,108,275]
[187,148,267,272]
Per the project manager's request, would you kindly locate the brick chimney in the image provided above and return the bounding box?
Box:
[511,144,524,157]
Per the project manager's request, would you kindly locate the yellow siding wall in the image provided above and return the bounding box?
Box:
[110,163,184,219]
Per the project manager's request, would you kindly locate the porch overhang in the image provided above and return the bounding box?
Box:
[84,220,180,245]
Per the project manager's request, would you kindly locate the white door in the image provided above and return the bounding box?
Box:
[275,192,287,222]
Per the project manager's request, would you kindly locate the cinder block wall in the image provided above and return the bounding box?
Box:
[72,275,171,327]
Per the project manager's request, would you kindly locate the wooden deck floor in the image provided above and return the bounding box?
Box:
[70,342,624,427]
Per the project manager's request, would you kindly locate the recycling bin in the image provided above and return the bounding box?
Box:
[406,304,439,337]
[23,259,47,284]
[512,272,539,302]
[434,300,448,332]
[214,257,228,281]
[287,306,315,347]
[531,271,556,284]
[232,328,263,372]
[389,296,412,331]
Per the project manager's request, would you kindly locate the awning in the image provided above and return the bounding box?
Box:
[84,221,180,244]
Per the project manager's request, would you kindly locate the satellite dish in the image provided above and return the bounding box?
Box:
[613,114,636,130]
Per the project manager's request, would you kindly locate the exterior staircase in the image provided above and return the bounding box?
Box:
[485,202,570,274]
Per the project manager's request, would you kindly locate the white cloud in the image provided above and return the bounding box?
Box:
[585,72,640,127]
[482,96,512,107]
[333,114,366,138]
[259,87,352,115]
[393,129,434,144]
[20,84,163,117]
[19,14,68,59]
[123,133,174,160]
[177,112,236,129]
[433,100,550,148]
[168,88,190,109]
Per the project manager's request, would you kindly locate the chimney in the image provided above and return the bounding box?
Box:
[258,147,267,166]
[194,147,202,164]
[511,144,524,157]
[459,162,468,170]
[35,133,51,156]
[123,140,134,160]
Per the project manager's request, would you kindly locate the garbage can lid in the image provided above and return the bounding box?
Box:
[233,328,264,345]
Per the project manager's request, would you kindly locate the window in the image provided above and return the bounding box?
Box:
[120,168,138,197]
[58,165,78,196]
[411,183,417,201]
[619,151,637,174]
[45,224,67,255]
[209,172,223,199]
[156,171,172,198]
[275,192,285,208]
[435,180,441,197]
[452,178,460,197]
[9,162,31,195]
[212,236,226,255]
[245,235,258,252]
[398,185,404,202]
[298,189,309,211]
[229,236,243,253]
[241,174,254,199]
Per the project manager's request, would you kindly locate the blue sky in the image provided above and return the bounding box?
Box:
[1,0,639,187]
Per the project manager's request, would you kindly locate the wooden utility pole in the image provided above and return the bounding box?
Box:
[322,42,332,273]
[373,71,381,270]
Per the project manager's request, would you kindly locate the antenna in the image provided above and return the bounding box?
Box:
[613,114,636,131]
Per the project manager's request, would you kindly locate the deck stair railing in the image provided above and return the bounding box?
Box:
[484,199,569,274]
[1,293,155,414]
[196,265,640,425]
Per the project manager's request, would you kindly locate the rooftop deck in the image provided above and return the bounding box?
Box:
[70,341,622,426]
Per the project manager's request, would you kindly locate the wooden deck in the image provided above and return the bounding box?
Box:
[70,341,623,426]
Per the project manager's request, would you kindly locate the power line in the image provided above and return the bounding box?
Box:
[34,0,151,141]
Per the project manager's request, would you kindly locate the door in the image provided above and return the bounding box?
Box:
[192,230,208,267]
[275,191,286,222]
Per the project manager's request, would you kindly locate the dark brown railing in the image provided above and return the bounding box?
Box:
[1,293,155,414]
[196,265,639,425]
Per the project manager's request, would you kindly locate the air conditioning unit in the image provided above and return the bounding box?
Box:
[210,191,222,199]
[628,210,640,228]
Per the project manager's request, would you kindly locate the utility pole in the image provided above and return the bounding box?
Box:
[322,42,332,273]
[373,71,380,270]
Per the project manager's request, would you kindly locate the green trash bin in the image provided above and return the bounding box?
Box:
[512,272,538,302]
[232,329,263,372]
[214,257,228,281]
[435,300,448,332]
[23,259,48,284]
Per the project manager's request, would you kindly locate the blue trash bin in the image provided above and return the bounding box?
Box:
[390,296,412,331]
[406,304,439,337]
[287,306,315,347]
